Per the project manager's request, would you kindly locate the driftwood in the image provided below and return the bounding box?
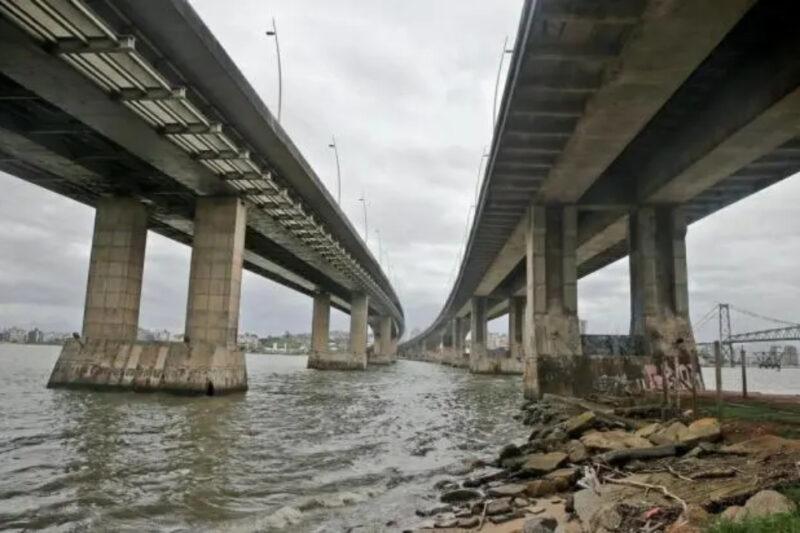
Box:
[605,476,689,513]
[689,468,737,480]
[597,444,686,465]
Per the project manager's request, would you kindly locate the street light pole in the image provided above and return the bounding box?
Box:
[265,18,283,123]
[358,193,368,245]
[492,36,514,128]
[375,228,384,265]
[474,149,489,206]
[328,136,342,204]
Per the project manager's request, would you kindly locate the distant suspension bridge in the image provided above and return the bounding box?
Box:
[694,303,800,367]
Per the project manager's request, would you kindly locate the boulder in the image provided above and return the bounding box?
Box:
[545,467,579,488]
[499,443,521,462]
[649,422,687,445]
[581,430,652,452]
[488,483,527,498]
[440,488,482,504]
[523,516,558,533]
[678,418,721,445]
[635,423,661,439]
[743,489,796,519]
[525,479,562,497]
[522,451,568,475]
[719,505,745,523]
[457,516,480,528]
[563,411,596,437]
[463,466,507,487]
[566,440,589,463]
[415,504,451,517]
[486,497,513,516]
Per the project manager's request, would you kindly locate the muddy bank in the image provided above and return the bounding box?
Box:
[403,395,800,532]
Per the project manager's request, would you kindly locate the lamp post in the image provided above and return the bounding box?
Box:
[492,36,514,128]
[375,228,384,265]
[357,193,368,245]
[328,136,342,204]
[474,149,489,206]
[265,18,283,123]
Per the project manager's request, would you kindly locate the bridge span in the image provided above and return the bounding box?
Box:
[0,0,403,393]
[401,0,800,399]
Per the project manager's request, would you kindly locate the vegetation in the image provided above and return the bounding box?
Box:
[694,397,800,439]
[705,485,800,532]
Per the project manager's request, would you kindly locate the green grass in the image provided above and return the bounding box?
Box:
[705,512,800,532]
[693,398,800,439]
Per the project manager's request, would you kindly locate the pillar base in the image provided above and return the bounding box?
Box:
[47,339,247,395]
[307,352,367,370]
[469,354,523,375]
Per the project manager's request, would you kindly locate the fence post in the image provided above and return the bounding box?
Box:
[740,347,748,399]
[714,341,723,418]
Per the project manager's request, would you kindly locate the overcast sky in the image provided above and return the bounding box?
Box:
[0,0,798,344]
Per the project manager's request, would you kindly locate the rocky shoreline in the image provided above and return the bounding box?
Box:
[404,395,800,532]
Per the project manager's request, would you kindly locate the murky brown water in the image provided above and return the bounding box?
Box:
[0,344,527,532]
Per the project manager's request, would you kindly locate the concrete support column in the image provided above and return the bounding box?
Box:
[310,292,330,355]
[441,323,455,365]
[185,197,246,348]
[629,206,697,374]
[523,205,583,399]
[81,198,148,341]
[469,296,488,372]
[509,295,525,361]
[48,196,248,394]
[348,292,369,367]
[453,317,467,368]
[369,315,394,365]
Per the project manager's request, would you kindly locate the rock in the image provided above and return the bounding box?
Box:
[488,483,527,497]
[545,467,579,487]
[489,510,523,524]
[486,498,513,516]
[743,489,796,519]
[463,467,507,487]
[433,515,459,528]
[666,504,710,533]
[563,411,596,437]
[683,441,717,459]
[457,516,479,528]
[512,497,529,507]
[416,504,452,517]
[501,454,528,471]
[433,479,457,491]
[635,423,661,439]
[523,516,558,533]
[521,451,568,475]
[591,504,622,531]
[566,440,589,463]
[525,479,562,497]
[649,422,688,445]
[440,488,482,504]
[530,506,545,514]
[719,505,745,523]
[679,418,721,445]
[581,430,652,452]
[499,443,521,462]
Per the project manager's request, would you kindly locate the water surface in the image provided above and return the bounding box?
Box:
[0,344,526,532]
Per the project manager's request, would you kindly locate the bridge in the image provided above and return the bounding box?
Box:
[400,0,800,399]
[0,0,403,393]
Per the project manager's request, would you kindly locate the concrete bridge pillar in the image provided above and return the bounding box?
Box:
[306,291,331,369]
[348,292,369,369]
[469,296,489,372]
[452,316,468,368]
[81,197,148,341]
[441,324,455,365]
[49,196,248,394]
[523,205,583,399]
[508,295,525,365]
[369,315,394,365]
[629,206,697,373]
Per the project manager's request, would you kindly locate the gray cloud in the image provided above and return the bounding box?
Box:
[0,1,798,344]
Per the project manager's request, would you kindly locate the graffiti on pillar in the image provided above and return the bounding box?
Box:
[642,362,701,392]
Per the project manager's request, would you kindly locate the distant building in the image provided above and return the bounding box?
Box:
[5,327,26,343]
[26,328,44,344]
[782,345,799,367]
